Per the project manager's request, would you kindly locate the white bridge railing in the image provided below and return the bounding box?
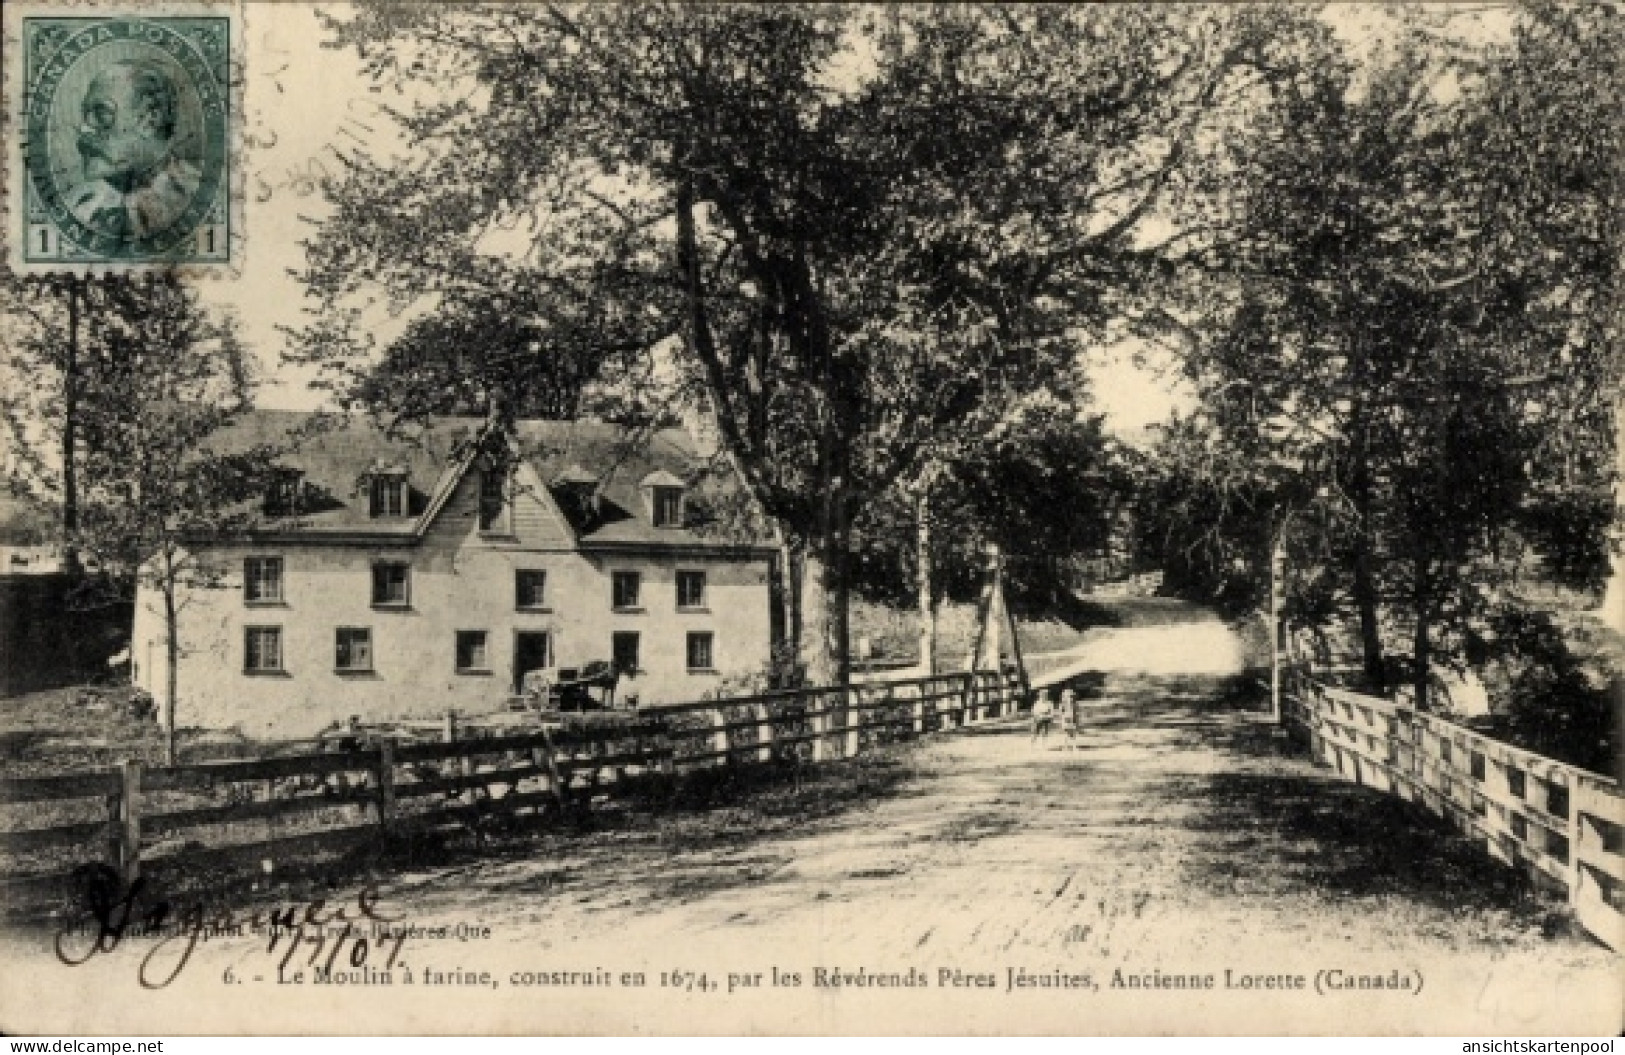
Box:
[1285,675,1623,951]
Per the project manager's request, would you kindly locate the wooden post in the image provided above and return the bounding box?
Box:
[754,704,774,763]
[910,685,925,736]
[709,709,730,767]
[535,724,570,809]
[444,711,472,800]
[810,689,831,762]
[377,740,396,832]
[844,687,862,757]
[119,759,142,884]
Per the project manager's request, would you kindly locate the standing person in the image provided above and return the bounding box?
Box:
[1059,686,1079,749]
[1030,689,1056,746]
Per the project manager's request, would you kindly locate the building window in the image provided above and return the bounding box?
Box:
[244,626,284,673]
[264,470,304,516]
[676,570,706,610]
[686,632,714,672]
[456,630,490,673]
[612,571,641,610]
[372,562,411,607]
[652,486,683,528]
[478,468,510,533]
[612,631,640,674]
[244,557,283,604]
[335,628,373,672]
[515,569,548,610]
[370,475,408,518]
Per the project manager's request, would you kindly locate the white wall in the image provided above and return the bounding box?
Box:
[132,470,773,739]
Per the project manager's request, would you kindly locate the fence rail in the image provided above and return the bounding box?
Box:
[0,670,1024,908]
[1284,673,1624,952]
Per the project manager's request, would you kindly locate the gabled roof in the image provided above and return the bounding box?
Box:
[205,410,773,550]
[552,464,599,487]
[638,469,686,489]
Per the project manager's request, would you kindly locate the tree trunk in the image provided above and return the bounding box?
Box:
[916,485,937,675]
[161,554,179,765]
[798,519,852,691]
[832,488,851,690]
[1348,448,1386,693]
[1412,558,1431,712]
[61,278,81,571]
[1604,396,1625,623]
[777,535,807,687]
[800,550,832,687]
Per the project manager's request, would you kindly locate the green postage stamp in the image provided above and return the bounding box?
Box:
[8,9,235,269]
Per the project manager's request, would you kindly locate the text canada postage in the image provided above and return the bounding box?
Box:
[5,5,237,272]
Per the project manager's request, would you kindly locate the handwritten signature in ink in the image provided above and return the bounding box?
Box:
[54,864,404,990]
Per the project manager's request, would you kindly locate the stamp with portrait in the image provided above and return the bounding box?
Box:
[9,11,235,270]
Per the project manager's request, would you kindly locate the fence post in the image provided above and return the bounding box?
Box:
[844,687,862,758]
[811,689,831,762]
[911,686,925,736]
[118,759,142,884]
[709,709,730,767]
[444,710,473,800]
[754,704,774,763]
[377,739,396,832]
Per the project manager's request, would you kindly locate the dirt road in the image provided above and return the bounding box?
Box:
[5,616,1617,1033]
[347,619,1617,1033]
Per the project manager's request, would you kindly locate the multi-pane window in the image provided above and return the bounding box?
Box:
[244,626,283,673]
[652,486,683,528]
[370,475,408,518]
[676,570,706,609]
[244,557,283,604]
[478,468,509,532]
[686,631,714,671]
[611,631,640,674]
[515,569,548,609]
[372,562,411,606]
[335,628,373,672]
[612,571,641,609]
[455,630,490,673]
[265,471,304,516]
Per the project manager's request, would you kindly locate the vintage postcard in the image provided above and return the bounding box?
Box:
[0,0,1620,1037]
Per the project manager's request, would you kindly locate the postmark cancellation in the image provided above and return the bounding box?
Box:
[5,6,237,272]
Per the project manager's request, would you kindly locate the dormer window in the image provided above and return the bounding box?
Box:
[639,470,686,529]
[653,487,683,528]
[265,469,304,516]
[369,474,408,518]
[478,465,511,533]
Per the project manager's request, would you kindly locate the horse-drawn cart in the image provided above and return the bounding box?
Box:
[509,660,626,718]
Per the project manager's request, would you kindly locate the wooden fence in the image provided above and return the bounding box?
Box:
[1284,674,1624,952]
[0,670,1024,909]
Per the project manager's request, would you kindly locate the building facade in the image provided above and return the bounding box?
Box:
[131,412,776,739]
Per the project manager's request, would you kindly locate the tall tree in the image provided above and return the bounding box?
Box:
[1153,4,1620,714]
[70,275,275,762]
[296,3,1312,685]
[0,273,134,558]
